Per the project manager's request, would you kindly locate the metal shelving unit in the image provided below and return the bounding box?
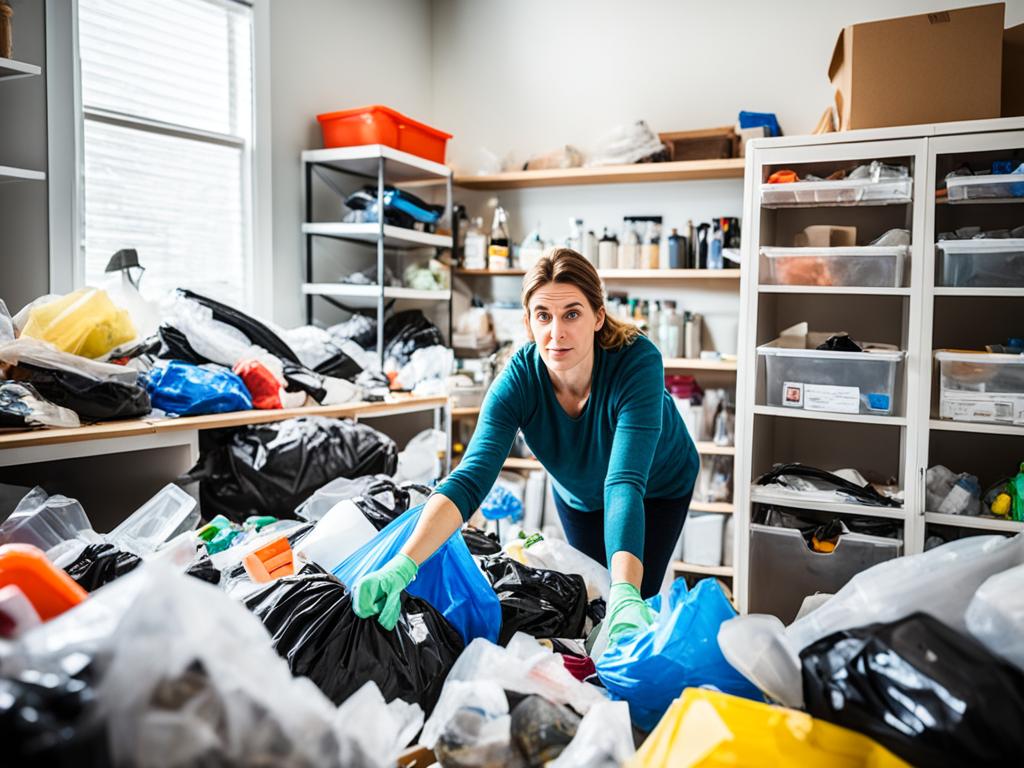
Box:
[0,58,45,184]
[301,144,454,365]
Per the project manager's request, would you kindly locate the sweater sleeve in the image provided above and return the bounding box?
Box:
[433,355,526,521]
[602,345,664,563]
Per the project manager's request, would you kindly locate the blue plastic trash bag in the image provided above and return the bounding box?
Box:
[333,504,501,645]
[146,360,253,416]
[596,578,762,730]
[480,484,523,522]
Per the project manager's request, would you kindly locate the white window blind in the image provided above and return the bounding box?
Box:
[79,0,254,308]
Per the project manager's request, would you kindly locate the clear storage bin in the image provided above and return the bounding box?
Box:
[935,350,1024,426]
[758,334,904,415]
[450,384,486,408]
[761,246,907,287]
[945,173,1024,202]
[936,238,1024,287]
[760,177,913,208]
[748,523,902,624]
[682,513,725,567]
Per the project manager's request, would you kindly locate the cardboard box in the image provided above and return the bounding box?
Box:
[659,127,738,161]
[828,4,1004,131]
[793,225,858,248]
[1004,23,1024,116]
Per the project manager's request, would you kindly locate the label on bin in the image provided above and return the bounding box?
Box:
[801,383,860,414]
[940,391,1024,425]
[866,393,891,412]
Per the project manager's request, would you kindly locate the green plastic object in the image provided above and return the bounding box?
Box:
[1011,463,1024,523]
[244,515,277,532]
[197,514,231,542]
[206,527,241,554]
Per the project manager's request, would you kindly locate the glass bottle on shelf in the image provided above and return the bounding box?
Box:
[619,221,640,269]
[463,217,488,270]
[488,205,511,270]
[598,228,618,270]
[641,220,661,270]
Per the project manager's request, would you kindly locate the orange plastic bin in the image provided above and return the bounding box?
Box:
[0,544,87,621]
[317,105,452,164]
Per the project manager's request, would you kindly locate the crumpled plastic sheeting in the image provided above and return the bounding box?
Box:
[3,563,421,768]
[20,288,136,359]
[719,533,1024,709]
[966,563,1024,670]
[548,700,634,768]
[0,337,139,384]
[0,380,80,429]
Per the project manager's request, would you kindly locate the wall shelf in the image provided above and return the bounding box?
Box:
[0,165,46,183]
[695,442,735,456]
[0,57,41,80]
[928,418,1024,437]
[923,511,1024,534]
[455,157,745,190]
[664,357,737,372]
[690,501,734,514]
[749,487,907,520]
[503,456,543,471]
[672,561,734,577]
[302,222,452,249]
[752,405,907,427]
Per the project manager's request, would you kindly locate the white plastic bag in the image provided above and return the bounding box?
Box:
[0,337,140,383]
[394,428,446,485]
[159,292,254,366]
[548,700,635,768]
[334,681,424,767]
[295,499,379,572]
[296,474,388,522]
[420,679,509,749]
[966,563,1024,670]
[717,613,802,708]
[0,486,102,553]
[394,345,453,390]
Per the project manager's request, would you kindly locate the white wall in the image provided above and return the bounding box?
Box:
[264,0,434,327]
[431,0,1024,173]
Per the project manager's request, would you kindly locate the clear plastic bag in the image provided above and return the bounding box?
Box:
[0,487,101,553]
[295,475,390,522]
[393,428,445,484]
[507,535,611,602]
[107,485,199,557]
[0,337,140,383]
[548,700,634,768]
[159,292,254,367]
[965,563,1024,670]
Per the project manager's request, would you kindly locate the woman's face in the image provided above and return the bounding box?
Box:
[525,282,605,374]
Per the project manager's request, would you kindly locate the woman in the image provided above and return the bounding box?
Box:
[353,248,699,642]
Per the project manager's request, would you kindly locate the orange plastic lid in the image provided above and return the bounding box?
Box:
[316,104,453,139]
[0,544,87,621]
[244,537,295,584]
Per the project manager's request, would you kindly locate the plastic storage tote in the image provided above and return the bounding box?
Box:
[761,246,907,287]
[316,105,452,164]
[681,513,725,567]
[935,350,1024,426]
[760,177,913,208]
[945,173,1024,202]
[758,334,904,415]
[748,523,902,624]
[937,238,1024,287]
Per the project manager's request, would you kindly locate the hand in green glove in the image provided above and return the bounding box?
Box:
[606,582,655,644]
[352,553,418,631]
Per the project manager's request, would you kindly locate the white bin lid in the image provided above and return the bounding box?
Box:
[935,238,1024,253]
[935,350,1024,365]
[760,246,908,259]
[760,176,910,192]
[945,173,1022,189]
[757,334,905,362]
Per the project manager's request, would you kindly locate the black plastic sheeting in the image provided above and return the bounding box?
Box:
[801,612,1024,768]
[186,416,397,522]
[354,477,429,531]
[0,381,65,429]
[0,654,110,768]
[480,556,588,645]
[245,566,462,715]
[313,349,362,381]
[64,543,142,592]
[157,325,209,365]
[383,310,445,368]
[14,364,150,422]
[461,527,502,556]
[511,695,581,767]
[184,553,221,586]
[179,289,299,365]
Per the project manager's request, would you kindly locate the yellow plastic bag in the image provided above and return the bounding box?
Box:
[21,288,136,359]
[630,688,908,768]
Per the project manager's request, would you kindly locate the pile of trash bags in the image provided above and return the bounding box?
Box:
[0,267,456,430]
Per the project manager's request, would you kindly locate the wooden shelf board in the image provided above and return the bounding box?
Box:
[452,406,481,417]
[455,157,745,190]
[695,442,735,456]
[663,357,737,372]
[503,457,543,470]
[672,561,733,577]
[690,501,734,514]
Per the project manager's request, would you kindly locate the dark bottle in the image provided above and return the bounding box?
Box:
[667,228,688,269]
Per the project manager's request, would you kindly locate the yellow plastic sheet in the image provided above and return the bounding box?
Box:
[21,288,135,359]
[629,688,908,768]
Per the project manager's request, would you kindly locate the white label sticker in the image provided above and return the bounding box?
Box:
[940,391,1024,425]
[803,384,860,414]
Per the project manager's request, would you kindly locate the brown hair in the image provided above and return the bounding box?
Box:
[521,247,640,351]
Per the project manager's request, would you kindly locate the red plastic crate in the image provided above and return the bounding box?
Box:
[316,104,452,164]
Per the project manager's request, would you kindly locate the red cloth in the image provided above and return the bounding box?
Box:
[233,360,282,410]
[562,653,596,682]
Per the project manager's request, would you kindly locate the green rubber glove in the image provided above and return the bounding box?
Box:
[606,582,655,644]
[352,553,418,631]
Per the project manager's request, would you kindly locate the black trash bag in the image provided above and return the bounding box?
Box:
[480,556,588,645]
[586,597,606,626]
[185,553,221,586]
[245,566,463,714]
[178,289,300,364]
[510,694,581,767]
[815,333,862,352]
[801,612,1024,768]
[186,416,397,522]
[0,381,74,429]
[352,476,424,531]
[382,310,444,368]
[157,324,210,365]
[15,363,151,422]
[313,348,362,381]
[0,653,110,767]
[280,360,329,402]
[107,333,161,363]
[64,543,142,591]
[462,526,502,556]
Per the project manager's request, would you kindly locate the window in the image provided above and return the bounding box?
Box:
[78,0,254,308]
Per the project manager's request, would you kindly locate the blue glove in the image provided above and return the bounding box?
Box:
[352,553,418,630]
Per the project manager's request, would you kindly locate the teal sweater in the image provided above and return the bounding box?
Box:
[435,335,699,564]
